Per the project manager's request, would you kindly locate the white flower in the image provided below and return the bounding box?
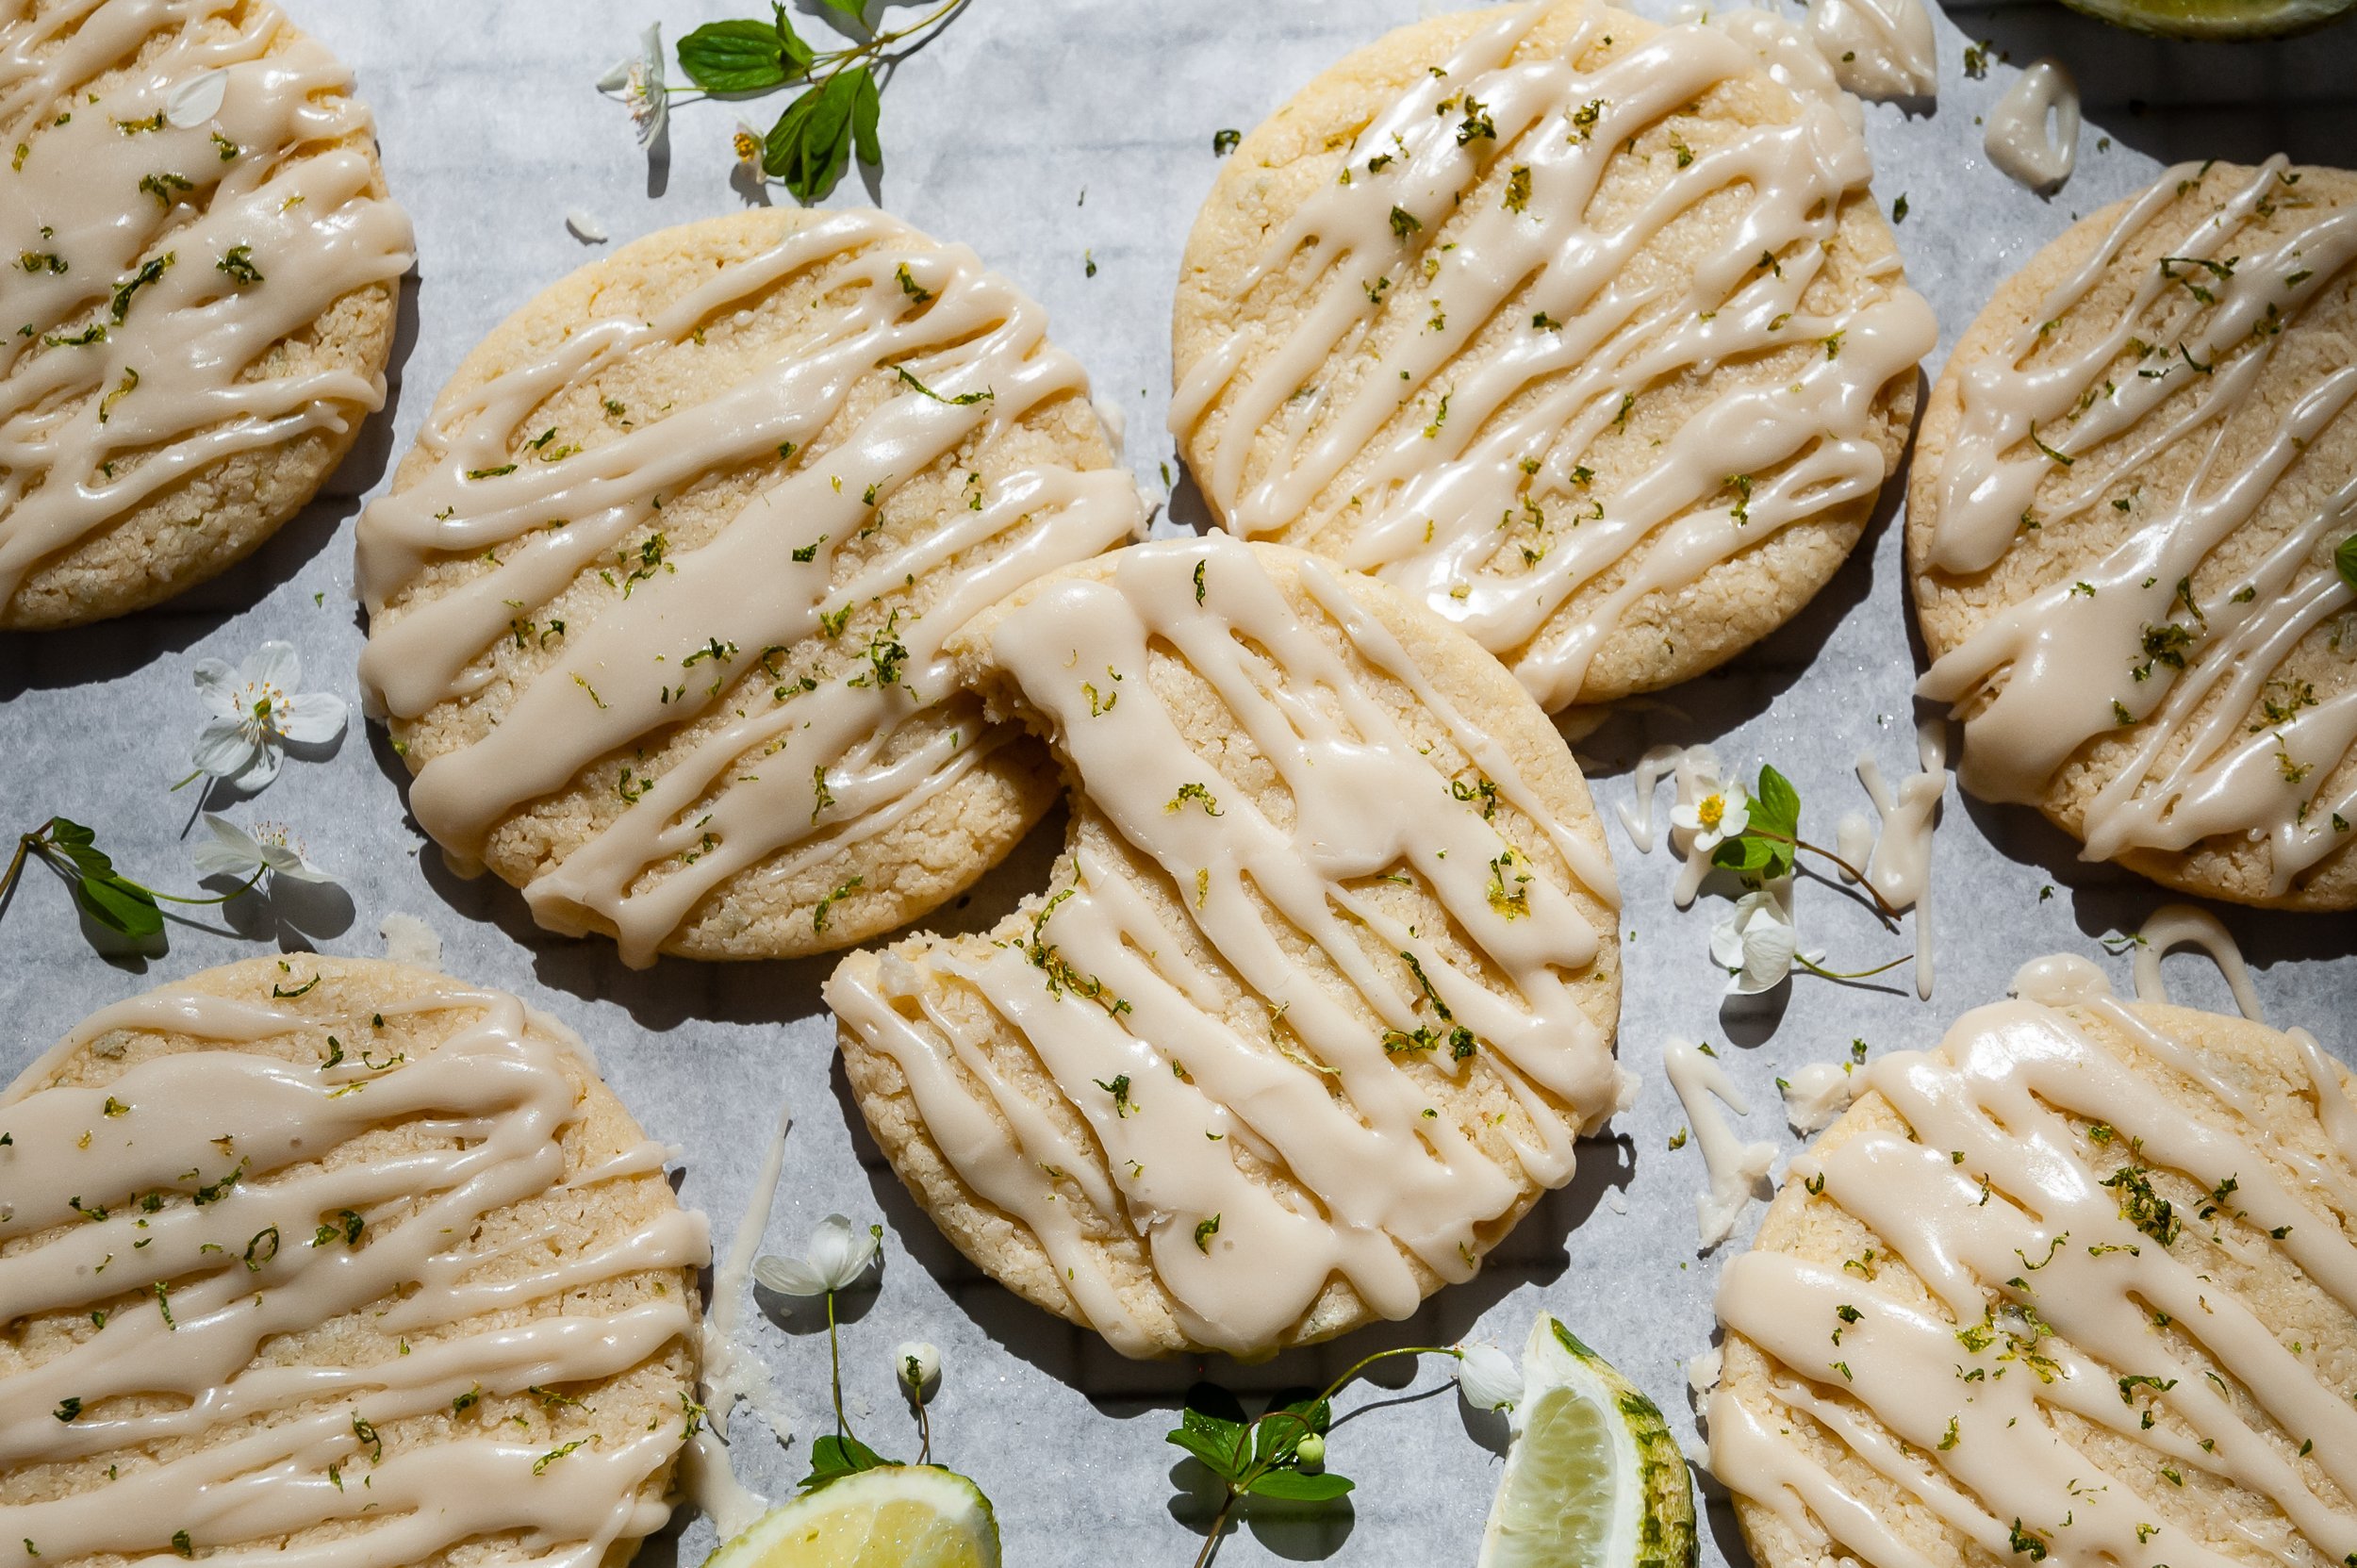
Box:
[893,1341,940,1394]
[751,1213,882,1296]
[1672,782,1751,855]
[188,641,346,792]
[596,24,668,150]
[733,119,766,174]
[1711,889,1802,995]
[190,814,335,885]
[1455,1342,1523,1412]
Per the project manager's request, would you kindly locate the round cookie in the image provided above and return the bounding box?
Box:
[1170,2,1933,711]
[828,535,1626,1359]
[356,209,1141,966]
[1706,956,2357,1568]
[1910,158,2357,911]
[0,0,412,630]
[0,956,706,1567]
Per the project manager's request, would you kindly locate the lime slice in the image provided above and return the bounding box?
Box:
[703,1466,1000,1568]
[1475,1316,1697,1568]
[2056,0,2355,38]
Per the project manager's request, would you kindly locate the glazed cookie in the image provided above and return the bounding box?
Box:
[1707,955,2357,1568]
[356,209,1141,966]
[0,0,412,629]
[0,956,707,1567]
[827,536,1626,1359]
[1911,158,2357,911]
[1170,0,1934,711]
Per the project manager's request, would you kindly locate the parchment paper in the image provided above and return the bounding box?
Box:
[2,2,2352,1564]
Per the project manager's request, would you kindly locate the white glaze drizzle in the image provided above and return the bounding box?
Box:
[1984,59,2080,191]
[0,979,710,1567]
[1170,0,1937,709]
[0,0,414,609]
[1805,0,1937,102]
[1710,965,2357,1568]
[1919,158,2357,897]
[1835,718,1948,998]
[2130,902,2264,1023]
[1781,1060,1861,1133]
[681,1095,794,1539]
[354,210,1140,966]
[827,536,1621,1356]
[1666,1037,1776,1247]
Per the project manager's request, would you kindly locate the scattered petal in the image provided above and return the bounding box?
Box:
[164,69,228,129]
[566,208,609,244]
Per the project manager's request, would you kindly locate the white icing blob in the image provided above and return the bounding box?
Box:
[1780,1061,1860,1134]
[1665,1038,1777,1248]
[378,911,442,968]
[1984,58,2080,190]
[1806,0,1937,101]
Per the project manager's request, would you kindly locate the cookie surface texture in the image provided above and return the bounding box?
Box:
[829,536,1624,1359]
[0,0,413,629]
[1170,0,1933,710]
[1911,158,2357,910]
[1708,955,2357,1568]
[0,956,707,1567]
[355,208,1141,966]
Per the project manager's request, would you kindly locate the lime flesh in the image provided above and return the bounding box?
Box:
[702,1465,1000,1568]
[2057,0,2356,39]
[1477,1317,1698,1568]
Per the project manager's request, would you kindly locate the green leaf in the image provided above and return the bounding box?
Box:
[75,873,161,937]
[799,1432,895,1492]
[1244,1469,1355,1501]
[1166,1425,1249,1480]
[2337,533,2356,596]
[676,18,802,92]
[46,817,116,881]
[818,0,870,21]
[1711,835,1772,874]
[849,66,882,171]
[764,70,865,202]
[1250,1392,1330,1469]
[1752,765,1801,839]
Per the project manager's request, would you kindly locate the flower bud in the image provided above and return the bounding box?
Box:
[1294,1432,1327,1470]
[1454,1342,1523,1412]
[894,1340,941,1394]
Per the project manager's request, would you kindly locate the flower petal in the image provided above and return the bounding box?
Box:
[191,658,240,716]
[229,741,284,791]
[190,717,260,779]
[190,814,262,877]
[595,57,635,93]
[1720,802,1751,840]
[1709,916,1748,970]
[164,68,228,128]
[1736,918,1798,995]
[1454,1344,1523,1411]
[273,691,347,745]
[751,1255,829,1297]
[1668,802,1702,833]
[244,640,301,691]
[566,208,608,244]
[892,1341,941,1391]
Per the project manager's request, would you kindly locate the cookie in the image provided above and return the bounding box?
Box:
[1707,954,2357,1568]
[355,209,1141,966]
[1911,158,2357,911]
[0,956,706,1566]
[0,0,411,630]
[1170,1,1933,710]
[828,536,1625,1359]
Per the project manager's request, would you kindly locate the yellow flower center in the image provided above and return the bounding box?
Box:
[1697,794,1725,832]
[733,128,760,164]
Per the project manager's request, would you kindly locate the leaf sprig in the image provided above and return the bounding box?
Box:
[1167,1345,1452,1568]
[1710,765,1906,926]
[0,817,258,945]
[674,0,972,202]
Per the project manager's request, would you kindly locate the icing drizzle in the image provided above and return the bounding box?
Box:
[1711,966,2357,1568]
[1918,158,2357,900]
[828,536,1622,1356]
[0,0,414,615]
[1171,0,1936,708]
[0,975,709,1567]
[355,210,1140,965]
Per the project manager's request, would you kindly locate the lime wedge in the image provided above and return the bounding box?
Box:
[2057,0,2355,38]
[703,1466,1000,1568]
[1475,1316,1697,1568]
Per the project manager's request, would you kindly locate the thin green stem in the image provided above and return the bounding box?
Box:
[826,1289,850,1443]
[168,768,205,793]
[1797,952,1914,983]
[132,865,267,907]
[1749,828,1905,925]
[912,1386,931,1464]
[0,828,37,911]
[1191,1489,1238,1568]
